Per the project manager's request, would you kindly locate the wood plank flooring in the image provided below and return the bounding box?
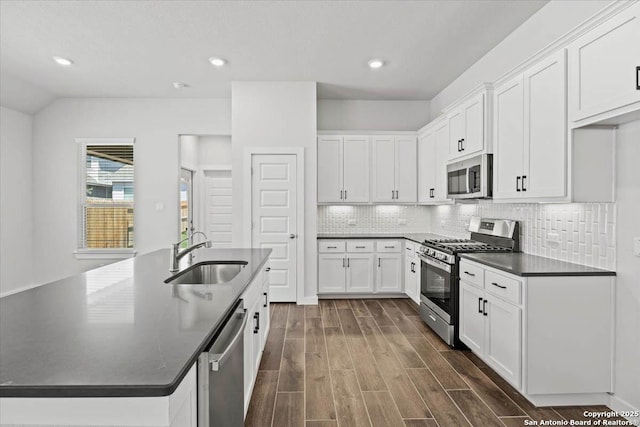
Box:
[246,299,617,427]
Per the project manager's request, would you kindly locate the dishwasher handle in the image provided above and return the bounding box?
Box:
[209,308,248,372]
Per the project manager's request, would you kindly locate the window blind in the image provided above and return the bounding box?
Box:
[80,144,134,249]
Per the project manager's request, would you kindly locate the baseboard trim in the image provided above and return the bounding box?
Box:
[525,393,610,407]
[318,293,407,299]
[609,394,640,423]
[297,296,319,305]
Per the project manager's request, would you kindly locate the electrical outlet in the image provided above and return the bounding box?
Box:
[398,218,407,225]
[348,219,356,226]
[547,232,560,248]
[634,237,640,257]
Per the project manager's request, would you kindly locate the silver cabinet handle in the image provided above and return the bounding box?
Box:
[428,314,437,322]
[491,282,507,289]
[290,234,296,239]
[209,308,248,371]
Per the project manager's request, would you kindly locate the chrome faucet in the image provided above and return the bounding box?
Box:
[170,231,212,272]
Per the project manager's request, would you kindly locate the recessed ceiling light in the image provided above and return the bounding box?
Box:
[52,56,74,66]
[208,57,227,67]
[368,59,385,69]
[172,82,190,89]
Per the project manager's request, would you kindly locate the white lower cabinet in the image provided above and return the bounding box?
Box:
[346,253,375,293]
[459,259,614,406]
[460,270,523,389]
[376,254,402,293]
[404,240,420,304]
[242,263,270,416]
[318,240,404,295]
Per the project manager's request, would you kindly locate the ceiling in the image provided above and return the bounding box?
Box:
[0,0,547,112]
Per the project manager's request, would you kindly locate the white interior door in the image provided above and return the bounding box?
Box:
[251,154,297,302]
[203,169,233,248]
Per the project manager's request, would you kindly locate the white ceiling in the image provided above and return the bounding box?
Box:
[0,0,547,112]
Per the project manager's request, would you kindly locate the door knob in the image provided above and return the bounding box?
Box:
[289,234,296,239]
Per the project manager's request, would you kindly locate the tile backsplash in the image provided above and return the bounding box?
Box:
[318,202,616,270]
[317,205,431,234]
[431,202,616,270]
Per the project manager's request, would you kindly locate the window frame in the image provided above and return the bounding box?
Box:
[74,137,137,259]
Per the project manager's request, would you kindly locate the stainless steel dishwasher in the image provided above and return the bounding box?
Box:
[198,301,247,427]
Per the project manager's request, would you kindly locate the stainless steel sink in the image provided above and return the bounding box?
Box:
[165,261,247,285]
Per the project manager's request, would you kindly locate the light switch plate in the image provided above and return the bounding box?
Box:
[634,237,640,257]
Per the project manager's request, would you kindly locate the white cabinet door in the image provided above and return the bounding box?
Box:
[448,109,464,159]
[459,282,486,354]
[418,130,436,203]
[494,75,525,200]
[250,298,262,375]
[524,49,567,199]
[372,136,396,202]
[484,294,522,389]
[568,3,640,122]
[433,121,450,202]
[462,94,484,155]
[395,136,417,203]
[260,273,270,349]
[343,136,370,203]
[404,255,419,304]
[317,136,343,203]
[375,254,402,293]
[346,254,375,293]
[318,254,346,293]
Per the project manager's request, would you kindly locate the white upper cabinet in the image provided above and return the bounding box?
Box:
[568,2,640,125]
[494,50,567,201]
[433,121,451,203]
[395,137,418,203]
[447,91,488,160]
[372,136,417,203]
[372,136,397,202]
[317,135,369,203]
[494,75,525,200]
[343,136,370,202]
[523,50,567,199]
[317,136,343,203]
[418,129,436,203]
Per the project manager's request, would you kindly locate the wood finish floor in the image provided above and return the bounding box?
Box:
[245,299,619,427]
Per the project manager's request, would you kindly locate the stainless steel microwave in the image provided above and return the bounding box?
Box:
[446,154,493,199]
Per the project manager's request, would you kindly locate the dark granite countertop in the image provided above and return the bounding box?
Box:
[0,248,271,398]
[459,253,616,277]
[317,233,449,244]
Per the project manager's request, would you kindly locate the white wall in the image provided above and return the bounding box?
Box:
[179,135,199,171]
[199,135,232,165]
[0,107,34,296]
[232,81,317,302]
[31,98,231,285]
[318,99,430,131]
[429,0,611,120]
[613,120,640,413]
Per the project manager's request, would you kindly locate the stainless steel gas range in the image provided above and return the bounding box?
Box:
[417,217,520,348]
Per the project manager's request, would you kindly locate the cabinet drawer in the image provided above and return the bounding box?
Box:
[347,240,374,253]
[376,240,402,252]
[485,270,521,304]
[405,240,416,254]
[319,240,346,253]
[459,261,484,288]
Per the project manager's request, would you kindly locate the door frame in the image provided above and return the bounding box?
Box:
[243,147,305,304]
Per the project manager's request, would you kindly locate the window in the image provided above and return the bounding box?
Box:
[76,138,135,257]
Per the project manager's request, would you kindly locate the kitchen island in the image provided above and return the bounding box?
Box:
[0,248,271,426]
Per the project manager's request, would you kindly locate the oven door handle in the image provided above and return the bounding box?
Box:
[417,254,451,273]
